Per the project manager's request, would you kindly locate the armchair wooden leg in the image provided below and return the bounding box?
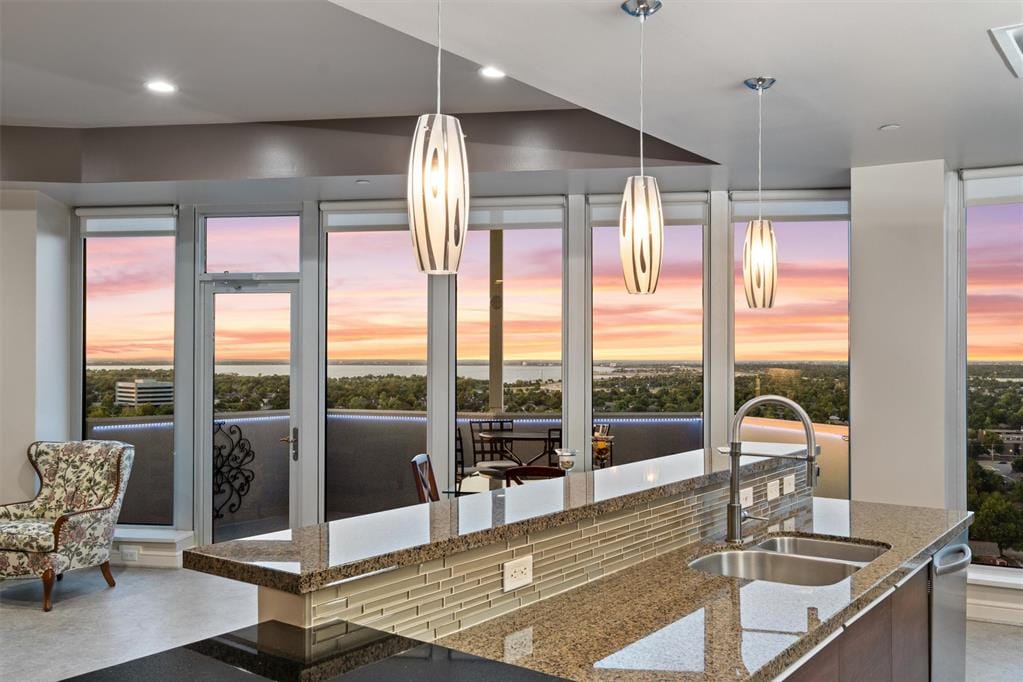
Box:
[100,561,116,587]
[41,569,55,612]
[56,573,63,581]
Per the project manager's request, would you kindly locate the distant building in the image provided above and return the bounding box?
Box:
[115,379,174,406]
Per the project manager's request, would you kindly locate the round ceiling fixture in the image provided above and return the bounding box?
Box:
[145,79,177,94]
[479,65,506,79]
[878,123,902,132]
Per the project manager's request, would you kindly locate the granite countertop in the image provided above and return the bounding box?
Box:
[184,445,808,593]
[437,498,972,681]
[69,618,567,681]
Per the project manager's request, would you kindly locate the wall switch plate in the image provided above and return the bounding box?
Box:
[504,627,533,661]
[739,487,754,508]
[767,480,780,501]
[120,545,141,562]
[503,555,533,592]
[783,474,796,495]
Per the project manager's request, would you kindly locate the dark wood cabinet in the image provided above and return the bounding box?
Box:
[786,565,930,682]
[891,567,930,682]
[840,595,892,681]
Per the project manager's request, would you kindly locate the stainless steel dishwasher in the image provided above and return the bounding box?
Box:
[930,532,972,682]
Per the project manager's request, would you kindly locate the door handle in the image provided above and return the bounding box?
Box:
[933,542,971,576]
[280,427,299,461]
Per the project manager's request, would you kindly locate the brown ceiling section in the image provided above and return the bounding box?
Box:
[0,109,715,184]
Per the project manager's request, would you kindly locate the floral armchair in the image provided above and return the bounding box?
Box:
[0,440,134,611]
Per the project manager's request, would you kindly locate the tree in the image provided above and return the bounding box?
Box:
[1012,456,1023,473]
[972,493,1023,556]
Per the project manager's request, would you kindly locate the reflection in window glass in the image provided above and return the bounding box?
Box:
[732,220,850,499]
[325,231,427,520]
[206,216,300,273]
[592,225,704,466]
[84,236,175,524]
[966,202,1023,569]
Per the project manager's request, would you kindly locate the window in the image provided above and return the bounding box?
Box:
[323,207,428,520]
[81,210,176,525]
[591,197,705,466]
[205,215,300,273]
[964,176,1023,569]
[731,196,850,499]
[456,201,564,468]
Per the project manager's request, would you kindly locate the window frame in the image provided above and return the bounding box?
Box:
[962,167,1023,577]
[587,191,710,466]
[73,205,183,529]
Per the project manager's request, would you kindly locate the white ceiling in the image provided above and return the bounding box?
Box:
[0,0,571,128]
[2,0,1021,190]
[336,0,1023,188]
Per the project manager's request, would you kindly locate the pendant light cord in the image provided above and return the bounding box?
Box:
[436,0,442,114]
[639,14,645,177]
[757,84,763,221]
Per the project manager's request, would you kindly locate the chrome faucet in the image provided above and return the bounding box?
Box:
[726,395,818,544]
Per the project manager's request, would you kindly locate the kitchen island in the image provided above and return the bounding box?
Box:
[178,449,970,680]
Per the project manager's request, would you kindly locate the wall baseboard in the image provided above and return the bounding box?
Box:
[109,528,195,569]
[108,545,183,569]
[968,583,1023,626]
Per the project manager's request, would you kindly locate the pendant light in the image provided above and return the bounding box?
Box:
[408,0,470,274]
[619,0,664,295]
[742,76,778,309]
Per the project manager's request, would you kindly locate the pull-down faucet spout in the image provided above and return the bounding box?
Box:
[726,395,818,544]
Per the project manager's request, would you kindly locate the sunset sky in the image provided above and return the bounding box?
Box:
[85,207,1021,365]
[966,203,1023,362]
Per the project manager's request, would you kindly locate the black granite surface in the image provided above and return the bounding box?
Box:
[67,619,564,682]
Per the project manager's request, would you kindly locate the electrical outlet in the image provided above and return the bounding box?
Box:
[120,545,141,562]
[739,487,754,508]
[767,480,780,501]
[503,555,533,592]
[783,474,796,495]
[504,627,533,661]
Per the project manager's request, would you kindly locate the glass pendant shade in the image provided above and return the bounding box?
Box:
[619,175,664,294]
[742,218,777,308]
[407,113,470,274]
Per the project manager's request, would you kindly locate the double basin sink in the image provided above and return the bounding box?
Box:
[689,536,889,586]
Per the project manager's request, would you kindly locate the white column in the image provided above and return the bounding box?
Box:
[428,274,457,491]
[704,191,734,469]
[173,205,197,530]
[298,200,322,525]
[849,160,966,509]
[561,194,592,468]
[0,190,71,502]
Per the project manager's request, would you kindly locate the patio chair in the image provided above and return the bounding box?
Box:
[0,440,134,611]
[468,419,516,468]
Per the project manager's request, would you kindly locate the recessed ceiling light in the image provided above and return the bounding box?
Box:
[990,23,1023,78]
[478,65,506,79]
[145,79,177,94]
[355,179,370,185]
[878,123,901,132]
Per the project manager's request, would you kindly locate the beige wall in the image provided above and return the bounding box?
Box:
[0,189,71,503]
[849,160,964,510]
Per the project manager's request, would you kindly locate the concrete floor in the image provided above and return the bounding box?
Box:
[0,565,256,682]
[966,620,1023,681]
[1,566,1019,681]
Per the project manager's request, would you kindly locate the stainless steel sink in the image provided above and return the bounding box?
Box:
[754,536,888,563]
[689,550,859,586]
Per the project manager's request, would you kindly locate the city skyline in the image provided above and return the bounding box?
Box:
[85,209,1021,365]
